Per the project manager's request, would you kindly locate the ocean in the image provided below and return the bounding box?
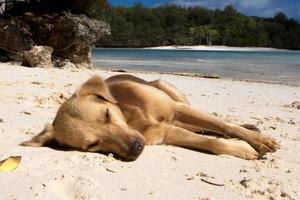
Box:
[92,48,300,86]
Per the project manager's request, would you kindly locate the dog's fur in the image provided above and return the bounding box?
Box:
[21,74,279,160]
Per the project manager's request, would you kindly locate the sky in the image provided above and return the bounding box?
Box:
[108,0,300,20]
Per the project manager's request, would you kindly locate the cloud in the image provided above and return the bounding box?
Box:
[172,0,228,9]
[237,0,272,9]
[171,0,272,9]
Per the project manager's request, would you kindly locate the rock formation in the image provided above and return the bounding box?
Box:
[0,12,110,68]
[22,46,53,68]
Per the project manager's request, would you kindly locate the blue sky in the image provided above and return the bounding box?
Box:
[108,0,300,19]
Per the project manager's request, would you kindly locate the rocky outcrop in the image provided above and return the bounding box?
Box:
[0,12,110,68]
[22,46,53,68]
[0,18,34,62]
[52,57,77,69]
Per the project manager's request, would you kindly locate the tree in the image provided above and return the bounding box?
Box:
[189,27,205,44]
[95,4,300,49]
[223,4,239,16]
[191,26,219,45]
[274,12,288,24]
[204,28,219,45]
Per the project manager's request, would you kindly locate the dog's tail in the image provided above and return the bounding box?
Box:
[20,123,55,147]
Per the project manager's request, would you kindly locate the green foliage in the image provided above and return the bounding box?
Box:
[93,3,300,50]
[3,1,299,49]
[1,0,110,17]
[33,0,110,17]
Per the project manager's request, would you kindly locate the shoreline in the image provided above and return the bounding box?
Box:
[143,45,292,52]
[92,48,300,87]
[101,68,300,87]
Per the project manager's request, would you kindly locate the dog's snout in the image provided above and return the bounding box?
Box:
[128,139,144,159]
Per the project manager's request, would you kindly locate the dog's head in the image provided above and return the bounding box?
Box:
[21,75,145,160]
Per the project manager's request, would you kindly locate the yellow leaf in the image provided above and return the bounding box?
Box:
[0,156,22,172]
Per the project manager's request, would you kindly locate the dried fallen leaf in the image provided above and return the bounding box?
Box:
[201,178,224,186]
[288,120,296,125]
[21,111,31,115]
[239,177,251,188]
[105,167,117,173]
[0,156,22,172]
[30,81,42,85]
[170,156,177,161]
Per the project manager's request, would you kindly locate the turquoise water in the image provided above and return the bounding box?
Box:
[92,48,300,86]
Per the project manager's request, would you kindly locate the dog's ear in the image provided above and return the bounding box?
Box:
[20,124,54,147]
[76,75,116,103]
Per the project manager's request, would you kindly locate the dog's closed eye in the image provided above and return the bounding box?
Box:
[97,95,107,101]
[105,108,111,122]
[87,141,99,150]
[92,95,107,102]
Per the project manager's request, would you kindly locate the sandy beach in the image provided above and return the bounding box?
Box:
[146,45,287,52]
[0,62,299,200]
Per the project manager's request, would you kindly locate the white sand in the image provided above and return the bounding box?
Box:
[0,62,299,200]
[146,45,286,51]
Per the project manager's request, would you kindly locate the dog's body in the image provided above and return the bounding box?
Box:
[21,74,278,160]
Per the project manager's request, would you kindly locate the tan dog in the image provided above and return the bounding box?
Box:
[21,74,279,160]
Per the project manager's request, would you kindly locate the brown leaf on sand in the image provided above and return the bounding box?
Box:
[0,156,22,172]
[30,81,42,85]
[240,177,251,188]
[201,179,225,186]
[288,119,296,125]
[105,167,117,173]
[292,101,300,109]
[21,111,32,115]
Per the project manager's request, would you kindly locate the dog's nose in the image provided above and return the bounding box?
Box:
[128,140,144,159]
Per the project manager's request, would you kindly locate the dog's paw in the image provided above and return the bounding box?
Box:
[250,134,279,157]
[230,139,259,160]
[217,139,259,160]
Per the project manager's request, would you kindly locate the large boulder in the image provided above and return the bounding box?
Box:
[22,46,53,68]
[23,12,110,67]
[0,18,34,62]
[0,12,110,68]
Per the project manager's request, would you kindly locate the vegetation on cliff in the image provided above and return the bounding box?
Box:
[95,4,300,50]
[1,1,300,50]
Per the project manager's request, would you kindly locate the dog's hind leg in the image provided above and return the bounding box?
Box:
[163,126,259,160]
[149,79,209,133]
[150,79,190,105]
[172,120,208,133]
[173,103,279,157]
[173,121,260,137]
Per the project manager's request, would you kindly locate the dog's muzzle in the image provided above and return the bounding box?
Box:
[127,139,145,159]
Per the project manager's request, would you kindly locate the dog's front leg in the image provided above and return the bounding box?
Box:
[173,103,279,157]
[163,126,259,160]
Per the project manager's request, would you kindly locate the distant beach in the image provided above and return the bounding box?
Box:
[145,45,288,52]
